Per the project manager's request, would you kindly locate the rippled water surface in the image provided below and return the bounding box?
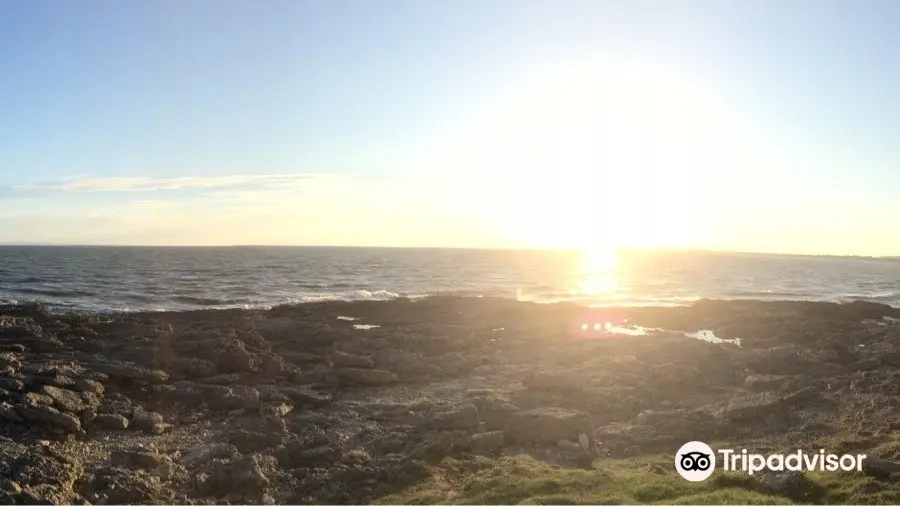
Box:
[2,246,900,312]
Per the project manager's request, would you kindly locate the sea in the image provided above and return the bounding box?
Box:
[2,246,900,313]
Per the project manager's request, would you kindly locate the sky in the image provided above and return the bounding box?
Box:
[3,0,900,255]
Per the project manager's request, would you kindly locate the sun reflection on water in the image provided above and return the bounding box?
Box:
[575,247,621,303]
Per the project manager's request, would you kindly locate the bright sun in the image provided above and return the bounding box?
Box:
[463,60,740,254]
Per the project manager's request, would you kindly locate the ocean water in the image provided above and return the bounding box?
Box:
[2,246,900,312]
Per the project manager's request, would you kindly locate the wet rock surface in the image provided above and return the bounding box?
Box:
[1,297,900,503]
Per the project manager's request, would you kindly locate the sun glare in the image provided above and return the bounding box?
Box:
[459,60,739,253]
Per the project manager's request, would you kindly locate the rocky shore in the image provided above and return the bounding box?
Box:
[3,296,900,504]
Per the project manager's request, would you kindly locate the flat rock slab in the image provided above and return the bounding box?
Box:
[91,360,169,384]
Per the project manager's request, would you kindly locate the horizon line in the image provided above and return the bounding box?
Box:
[0,243,896,259]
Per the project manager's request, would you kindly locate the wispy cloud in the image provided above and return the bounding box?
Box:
[13,173,346,192]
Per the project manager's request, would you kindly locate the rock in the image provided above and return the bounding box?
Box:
[229,430,284,453]
[431,404,480,431]
[75,378,104,395]
[259,402,293,418]
[297,366,329,385]
[152,460,176,480]
[863,458,900,479]
[334,368,398,386]
[40,385,98,413]
[261,356,286,376]
[0,353,21,371]
[216,346,255,373]
[756,471,818,501]
[278,442,343,468]
[0,479,22,493]
[471,431,505,453]
[283,352,320,365]
[282,388,332,407]
[22,392,54,406]
[0,378,24,393]
[91,360,169,384]
[149,422,172,435]
[506,408,594,445]
[15,402,82,433]
[131,407,165,433]
[473,397,518,431]
[201,384,260,411]
[341,449,372,466]
[89,467,169,504]
[0,388,20,404]
[256,385,290,403]
[558,439,582,452]
[207,455,269,496]
[39,373,77,389]
[183,443,239,467]
[0,402,24,423]
[171,357,218,379]
[410,431,454,460]
[579,433,591,453]
[329,350,375,369]
[111,450,167,470]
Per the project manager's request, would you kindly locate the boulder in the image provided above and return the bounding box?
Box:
[505,408,594,446]
[863,458,900,479]
[94,414,129,430]
[204,455,269,497]
[15,402,82,433]
[40,385,99,414]
[131,407,165,433]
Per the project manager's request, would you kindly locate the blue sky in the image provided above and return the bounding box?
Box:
[3,0,900,254]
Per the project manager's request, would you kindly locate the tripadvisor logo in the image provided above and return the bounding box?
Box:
[675,441,868,481]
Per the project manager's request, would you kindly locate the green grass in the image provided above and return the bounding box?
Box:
[374,454,900,505]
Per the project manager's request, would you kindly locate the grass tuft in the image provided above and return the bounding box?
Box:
[375,453,900,505]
